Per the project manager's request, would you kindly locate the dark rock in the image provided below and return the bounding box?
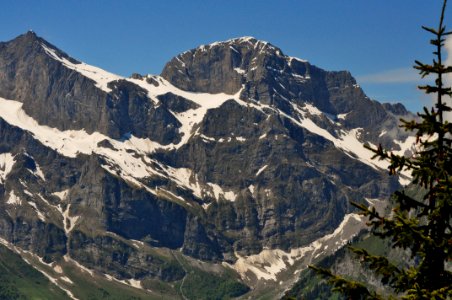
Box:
[97,139,117,150]
[0,34,413,280]
[157,92,201,113]
[106,80,182,143]
[382,102,409,115]
[69,231,185,281]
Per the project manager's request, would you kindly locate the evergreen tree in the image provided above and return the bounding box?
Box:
[310,1,452,299]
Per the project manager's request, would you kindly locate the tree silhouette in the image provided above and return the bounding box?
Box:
[310,0,452,299]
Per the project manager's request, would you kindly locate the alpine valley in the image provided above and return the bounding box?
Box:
[0,32,415,299]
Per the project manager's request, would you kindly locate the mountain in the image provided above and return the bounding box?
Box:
[0,32,415,299]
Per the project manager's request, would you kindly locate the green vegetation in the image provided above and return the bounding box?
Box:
[60,265,144,300]
[0,244,70,300]
[0,241,250,299]
[0,243,179,300]
[310,1,452,298]
[283,264,342,299]
[284,234,392,300]
[181,268,250,300]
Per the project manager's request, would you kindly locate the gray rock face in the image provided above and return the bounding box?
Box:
[0,32,107,132]
[106,80,182,144]
[162,37,413,145]
[0,119,197,280]
[69,231,185,281]
[0,33,414,286]
[0,32,182,143]
[167,100,398,254]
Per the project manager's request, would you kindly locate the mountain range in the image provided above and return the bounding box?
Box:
[0,31,415,299]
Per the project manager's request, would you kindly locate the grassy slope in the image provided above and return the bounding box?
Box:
[0,243,251,300]
[0,244,70,300]
[0,243,180,300]
[282,234,393,300]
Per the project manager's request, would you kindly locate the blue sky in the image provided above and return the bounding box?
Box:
[1,1,450,113]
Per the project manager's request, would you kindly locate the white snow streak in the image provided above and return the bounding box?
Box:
[228,213,365,281]
[34,162,46,181]
[234,67,246,75]
[290,103,413,183]
[63,204,79,234]
[42,44,122,93]
[6,190,22,205]
[207,183,237,202]
[34,266,79,300]
[248,185,255,194]
[256,165,268,176]
[0,239,79,300]
[64,255,94,276]
[53,189,70,201]
[0,153,15,183]
[166,167,202,199]
[27,201,46,221]
[337,113,349,120]
[104,273,143,290]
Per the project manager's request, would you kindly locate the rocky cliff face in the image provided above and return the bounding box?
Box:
[0,32,415,297]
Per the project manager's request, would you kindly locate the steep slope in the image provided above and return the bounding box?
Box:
[0,32,416,298]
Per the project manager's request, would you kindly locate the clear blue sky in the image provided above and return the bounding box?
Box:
[1,1,450,113]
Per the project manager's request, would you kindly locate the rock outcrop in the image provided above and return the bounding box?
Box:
[0,33,414,288]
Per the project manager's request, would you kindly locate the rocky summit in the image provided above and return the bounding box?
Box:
[0,32,415,298]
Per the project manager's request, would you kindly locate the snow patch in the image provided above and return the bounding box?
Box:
[207,183,237,202]
[0,242,80,300]
[199,134,216,142]
[166,167,202,199]
[125,76,243,149]
[32,265,79,300]
[131,239,145,249]
[27,201,46,221]
[223,191,237,202]
[248,185,255,194]
[34,162,46,181]
[394,135,417,156]
[202,202,212,210]
[158,188,192,206]
[103,273,143,290]
[0,153,15,183]
[53,189,70,201]
[234,67,246,75]
[60,276,74,284]
[54,264,63,274]
[229,45,239,53]
[302,103,323,116]
[288,56,308,64]
[337,113,349,120]
[64,255,94,276]
[233,98,413,185]
[42,43,122,93]
[63,204,79,234]
[228,213,365,281]
[256,165,268,176]
[6,190,22,205]
[291,104,387,171]
[0,97,164,158]
[0,97,176,193]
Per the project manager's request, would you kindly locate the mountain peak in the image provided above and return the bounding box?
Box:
[197,36,284,56]
[161,36,297,94]
[213,36,265,46]
[25,30,38,38]
[9,30,43,45]
[6,31,80,66]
